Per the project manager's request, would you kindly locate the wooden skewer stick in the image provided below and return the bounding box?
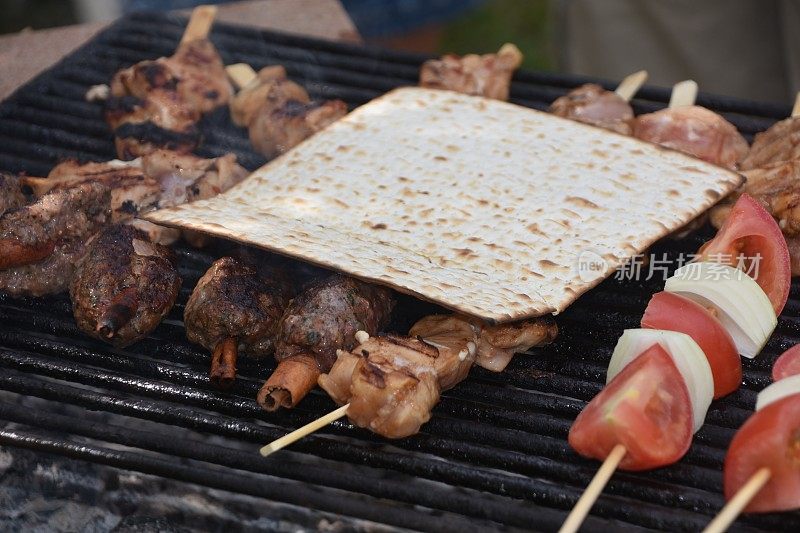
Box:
[701,468,771,533]
[260,403,350,457]
[558,444,627,533]
[614,70,648,102]
[226,63,259,91]
[180,5,218,44]
[791,92,800,118]
[668,79,698,108]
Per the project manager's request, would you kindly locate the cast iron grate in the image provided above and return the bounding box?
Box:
[0,10,798,532]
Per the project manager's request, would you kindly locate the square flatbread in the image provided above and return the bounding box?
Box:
[146,87,743,322]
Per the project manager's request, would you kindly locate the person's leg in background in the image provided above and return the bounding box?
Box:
[554,0,794,103]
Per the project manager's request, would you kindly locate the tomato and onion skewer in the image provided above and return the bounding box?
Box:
[561,194,788,533]
[703,352,800,532]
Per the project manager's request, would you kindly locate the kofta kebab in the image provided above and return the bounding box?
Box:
[2,5,800,527]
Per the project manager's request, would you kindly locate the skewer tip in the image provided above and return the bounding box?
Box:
[668,79,698,109]
[180,4,218,44]
[614,70,648,102]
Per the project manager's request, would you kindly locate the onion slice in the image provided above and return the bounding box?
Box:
[608,328,714,433]
[756,374,800,411]
[664,263,776,359]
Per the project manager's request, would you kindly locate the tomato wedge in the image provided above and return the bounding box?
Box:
[569,344,693,471]
[724,393,800,513]
[642,291,741,398]
[773,345,800,381]
[698,193,790,315]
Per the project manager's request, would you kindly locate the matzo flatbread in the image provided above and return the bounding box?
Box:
[146,87,743,322]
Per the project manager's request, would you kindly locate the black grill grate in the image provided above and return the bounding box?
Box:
[0,10,799,532]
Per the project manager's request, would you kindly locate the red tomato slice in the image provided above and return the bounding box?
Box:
[724,393,800,513]
[642,291,741,398]
[773,345,800,381]
[698,193,790,315]
[568,344,693,471]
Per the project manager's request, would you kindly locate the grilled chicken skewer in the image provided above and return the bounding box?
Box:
[184,254,293,388]
[0,182,111,296]
[103,6,231,159]
[633,80,749,169]
[227,63,348,159]
[257,274,394,411]
[70,224,181,347]
[549,70,648,134]
[419,43,523,101]
[261,314,557,454]
[320,315,558,438]
[21,150,248,246]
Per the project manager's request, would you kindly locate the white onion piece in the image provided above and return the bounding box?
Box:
[608,328,714,433]
[755,374,800,411]
[664,263,776,359]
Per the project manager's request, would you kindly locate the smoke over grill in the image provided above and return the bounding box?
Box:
[0,10,798,531]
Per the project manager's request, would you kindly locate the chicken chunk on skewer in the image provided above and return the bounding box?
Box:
[419,43,523,101]
[633,105,749,169]
[319,314,557,439]
[227,64,348,159]
[70,224,181,348]
[549,84,635,135]
[249,99,348,159]
[184,255,293,388]
[257,274,394,411]
[104,7,231,159]
[229,65,310,128]
[739,115,800,170]
[0,182,110,270]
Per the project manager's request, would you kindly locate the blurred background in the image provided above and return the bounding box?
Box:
[0,0,797,103]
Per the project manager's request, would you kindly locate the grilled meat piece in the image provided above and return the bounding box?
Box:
[24,150,248,246]
[419,43,523,101]
[107,38,231,159]
[0,239,93,297]
[229,65,310,128]
[70,224,181,347]
[319,314,557,439]
[0,173,25,214]
[258,274,394,411]
[739,116,800,170]
[184,255,293,388]
[0,182,110,270]
[633,105,749,169]
[249,99,348,158]
[549,83,634,135]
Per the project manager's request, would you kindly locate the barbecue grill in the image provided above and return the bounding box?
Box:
[1,10,799,532]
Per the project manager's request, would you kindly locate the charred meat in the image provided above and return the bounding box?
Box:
[0,173,25,214]
[258,274,394,411]
[633,105,749,169]
[70,224,181,347]
[184,255,293,388]
[319,314,557,438]
[549,83,634,135]
[419,43,523,101]
[0,182,110,270]
[106,38,231,159]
